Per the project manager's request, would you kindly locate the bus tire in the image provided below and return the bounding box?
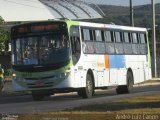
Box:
[80,74,94,98]
[32,91,44,101]
[116,71,134,94]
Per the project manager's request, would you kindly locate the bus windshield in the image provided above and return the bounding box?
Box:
[12,33,70,67]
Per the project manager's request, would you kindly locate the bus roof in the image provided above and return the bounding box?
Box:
[11,20,147,33]
[78,21,147,32]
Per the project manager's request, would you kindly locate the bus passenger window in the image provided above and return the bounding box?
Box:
[105,31,112,42]
[131,33,140,54]
[132,33,138,43]
[139,33,147,54]
[82,29,90,41]
[140,33,146,44]
[123,32,133,54]
[115,32,123,54]
[95,30,102,41]
[115,32,121,43]
[124,32,130,43]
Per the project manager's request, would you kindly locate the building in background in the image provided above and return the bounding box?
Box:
[0,0,103,23]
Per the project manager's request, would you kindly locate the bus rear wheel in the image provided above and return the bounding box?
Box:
[79,74,94,98]
[116,71,134,94]
[32,91,44,101]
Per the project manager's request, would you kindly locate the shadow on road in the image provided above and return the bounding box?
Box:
[0,85,160,105]
[0,89,118,105]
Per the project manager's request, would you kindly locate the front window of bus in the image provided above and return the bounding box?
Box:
[12,23,70,71]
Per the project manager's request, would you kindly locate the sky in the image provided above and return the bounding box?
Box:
[83,0,160,6]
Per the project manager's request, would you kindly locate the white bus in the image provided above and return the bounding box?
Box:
[11,20,152,100]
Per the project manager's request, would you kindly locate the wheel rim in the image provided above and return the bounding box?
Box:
[86,75,94,97]
[87,80,93,94]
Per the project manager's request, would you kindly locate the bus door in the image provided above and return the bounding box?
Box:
[97,56,107,87]
[70,26,82,87]
[70,26,81,65]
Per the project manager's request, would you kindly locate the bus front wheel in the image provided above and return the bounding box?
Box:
[116,71,134,94]
[79,74,94,98]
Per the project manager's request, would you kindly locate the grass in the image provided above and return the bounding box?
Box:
[16,94,160,120]
[18,112,116,120]
[71,94,160,113]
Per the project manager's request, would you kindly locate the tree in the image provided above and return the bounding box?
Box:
[0,16,10,54]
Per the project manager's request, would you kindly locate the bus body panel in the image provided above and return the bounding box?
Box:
[125,55,151,84]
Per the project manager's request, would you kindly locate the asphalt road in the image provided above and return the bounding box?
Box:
[0,83,160,114]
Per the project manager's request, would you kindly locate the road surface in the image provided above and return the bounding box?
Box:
[0,83,160,114]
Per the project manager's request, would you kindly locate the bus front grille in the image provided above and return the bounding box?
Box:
[25,75,55,81]
[27,81,54,88]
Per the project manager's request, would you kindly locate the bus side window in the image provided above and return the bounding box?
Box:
[115,31,124,54]
[82,29,90,41]
[123,32,132,54]
[94,29,105,54]
[131,33,140,54]
[115,32,121,43]
[139,33,147,54]
[81,28,95,54]
[95,30,102,41]
[105,30,115,54]
[132,33,138,43]
[140,33,146,44]
[105,31,112,42]
[124,32,130,43]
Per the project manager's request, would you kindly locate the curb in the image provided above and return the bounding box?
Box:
[151,78,160,81]
[134,82,160,87]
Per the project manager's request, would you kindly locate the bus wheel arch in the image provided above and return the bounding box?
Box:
[78,69,95,98]
[116,68,134,94]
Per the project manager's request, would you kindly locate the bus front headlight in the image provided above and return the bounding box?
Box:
[12,73,17,80]
[55,73,68,79]
[12,73,16,77]
[60,72,67,78]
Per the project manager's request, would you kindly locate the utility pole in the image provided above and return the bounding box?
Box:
[130,0,134,26]
[151,0,157,77]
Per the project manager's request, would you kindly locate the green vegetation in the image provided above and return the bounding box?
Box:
[0,16,10,54]
[96,4,159,28]
[72,94,160,113]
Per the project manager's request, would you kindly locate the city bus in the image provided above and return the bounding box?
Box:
[11,20,152,100]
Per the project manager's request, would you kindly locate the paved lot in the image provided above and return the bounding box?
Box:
[0,82,160,114]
